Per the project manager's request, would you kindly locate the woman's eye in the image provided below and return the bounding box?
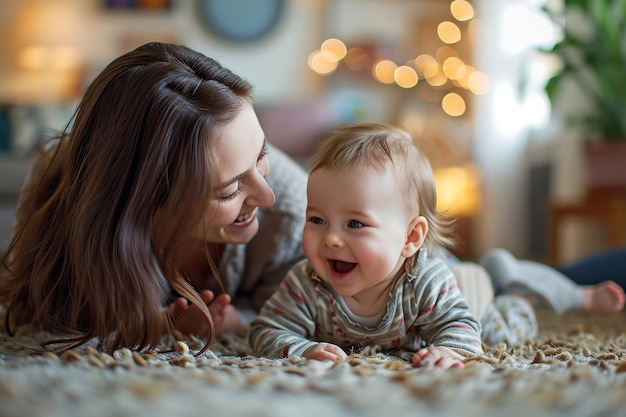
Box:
[308,216,325,225]
[347,220,364,228]
[257,157,270,178]
[259,145,269,160]
[221,186,241,201]
[257,146,270,172]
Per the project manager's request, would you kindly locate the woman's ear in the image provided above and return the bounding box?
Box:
[401,216,428,258]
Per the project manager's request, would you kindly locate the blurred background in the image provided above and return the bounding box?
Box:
[1,0,623,266]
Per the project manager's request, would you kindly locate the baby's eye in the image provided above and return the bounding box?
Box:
[347,219,364,228]
[308,216,325,225]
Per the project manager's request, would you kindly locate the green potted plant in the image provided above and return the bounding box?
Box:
[541,0,626,188]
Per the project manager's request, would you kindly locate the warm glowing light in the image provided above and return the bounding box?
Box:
[423,62,439,79]
[437,21,462,44]
[457,65,475,89]
[394,65,418,88]
[17,46,47,70]
[434,165,481,216]
[454,65,468,81]
[450,0,474,22]
[304,18,486,99]
[373,60,397,84]
[14,1,84,57]
[424,62,447,87]
[442,93,466,116]
[344,47,370,71]
[320,38,347,62]
[53,46,83,70]
[17,45,83,70]
[442,57,465,80]
[308,50,338,75]
[414,54,436,76]
[468,71,490,94]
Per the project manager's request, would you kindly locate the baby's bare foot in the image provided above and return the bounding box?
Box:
[581,281,626,314]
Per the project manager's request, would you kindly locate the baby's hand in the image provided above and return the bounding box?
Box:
[412,346,465,369]
[304,343,347,361]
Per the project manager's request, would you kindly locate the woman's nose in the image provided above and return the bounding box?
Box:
[247,171,275,208]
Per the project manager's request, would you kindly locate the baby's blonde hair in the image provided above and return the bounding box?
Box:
[309,122,455,251]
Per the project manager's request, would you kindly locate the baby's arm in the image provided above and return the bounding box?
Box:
[249,268,340,359]
[412,262,484,364]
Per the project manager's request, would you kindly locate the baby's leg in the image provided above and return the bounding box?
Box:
[581,281,625,314]
[480,295,538,347]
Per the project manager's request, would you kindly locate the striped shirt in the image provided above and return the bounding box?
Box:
[249,248,483,358]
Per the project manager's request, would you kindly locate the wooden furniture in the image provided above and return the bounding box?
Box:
[547,189,626,265]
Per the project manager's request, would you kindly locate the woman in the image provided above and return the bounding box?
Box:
[0,42,307,353]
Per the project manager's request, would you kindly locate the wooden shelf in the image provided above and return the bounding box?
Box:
[547,189,626,265]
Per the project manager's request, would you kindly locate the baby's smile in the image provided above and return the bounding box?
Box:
[330,259,357,274]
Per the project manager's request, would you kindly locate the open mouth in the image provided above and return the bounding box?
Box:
[330,259,357,274]
[234,210,253,223]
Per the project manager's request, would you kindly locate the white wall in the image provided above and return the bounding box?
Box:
[472,0,580,259]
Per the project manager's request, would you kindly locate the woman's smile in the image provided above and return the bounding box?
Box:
[232,208,257,227]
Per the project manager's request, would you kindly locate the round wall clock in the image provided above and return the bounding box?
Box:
[197,0,285,42]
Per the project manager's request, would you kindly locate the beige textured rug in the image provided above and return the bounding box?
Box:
[1,309,626,417]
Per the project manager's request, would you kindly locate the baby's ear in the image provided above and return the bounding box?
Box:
[402,216,428,258]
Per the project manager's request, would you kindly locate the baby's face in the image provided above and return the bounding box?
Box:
[303,165,414,298]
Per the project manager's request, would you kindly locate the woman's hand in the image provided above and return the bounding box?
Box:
[303,342,347,361]
[411,346,465,369]
[207,292,240,336]
[168,290,240,338]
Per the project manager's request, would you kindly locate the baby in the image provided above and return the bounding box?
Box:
[249,123,483,369]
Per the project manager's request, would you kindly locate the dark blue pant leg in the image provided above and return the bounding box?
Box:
[556,247,626,288]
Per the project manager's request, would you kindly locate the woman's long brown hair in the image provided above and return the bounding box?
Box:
[0,42,253,353]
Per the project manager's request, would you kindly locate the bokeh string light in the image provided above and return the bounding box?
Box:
[308,0,489,118]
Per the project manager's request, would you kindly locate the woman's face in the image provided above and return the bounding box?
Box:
[191,103,275,245]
